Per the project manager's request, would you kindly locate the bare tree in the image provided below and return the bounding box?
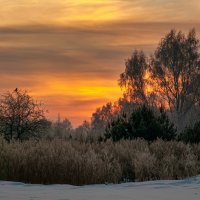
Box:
[74,120,91,142]
[152,29,200,128]
[119,50,149,105]
[53,115,73,139]
[0,89,49,141]
[91,102,119,138]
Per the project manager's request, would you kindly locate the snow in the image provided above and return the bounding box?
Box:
[0,176,200,200]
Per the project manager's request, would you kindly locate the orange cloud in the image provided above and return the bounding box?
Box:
[0,0,199,26]
[36,79,122,126]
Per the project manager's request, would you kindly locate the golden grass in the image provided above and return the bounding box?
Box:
[0,138,199,185]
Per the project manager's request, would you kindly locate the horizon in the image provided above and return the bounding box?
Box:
[0,0,200,127]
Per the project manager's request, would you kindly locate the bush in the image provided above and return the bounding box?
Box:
[178,121,200,143]
[0,138,199,185]
[105,114,132,142]
[105,106,177,142]
[149,140,198,179]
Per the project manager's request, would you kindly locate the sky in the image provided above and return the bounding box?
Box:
[0,0,200,127]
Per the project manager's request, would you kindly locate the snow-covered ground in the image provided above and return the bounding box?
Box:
[0,176,200,200]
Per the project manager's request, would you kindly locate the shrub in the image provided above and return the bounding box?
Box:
[105,106,177,142]
[149,140,198,179]
[0,138,199,185]
[105,114,132,142]
[178,121,200,143]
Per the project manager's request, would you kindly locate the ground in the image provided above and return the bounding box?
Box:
[0,176,200,200]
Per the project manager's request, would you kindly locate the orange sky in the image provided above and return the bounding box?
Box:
[0,0,200,127]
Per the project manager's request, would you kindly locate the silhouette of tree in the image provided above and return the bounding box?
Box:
[119,50,149,105]
[54,115,73,139]
[178,120,200,143]
[105,105,176,142]
[0,89,48,141]
[119,29,200,130]
[105,113,131,142]
[91,102,119,138]
[74,120,91,141]
[152,29,200,127]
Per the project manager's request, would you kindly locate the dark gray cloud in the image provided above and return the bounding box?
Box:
[1,22,199,76]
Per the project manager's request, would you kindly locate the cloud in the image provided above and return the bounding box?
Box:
[0,21,199,126]
[0,0,199,26]
[119,0,200,22]
[0,22,199,74]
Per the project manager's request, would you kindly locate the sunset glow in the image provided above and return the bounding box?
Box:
[0,0,200,126]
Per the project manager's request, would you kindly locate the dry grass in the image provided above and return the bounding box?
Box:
[0,138,199,185]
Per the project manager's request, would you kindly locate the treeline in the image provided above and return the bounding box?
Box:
[0,89,199,144]
[84,28,200,143]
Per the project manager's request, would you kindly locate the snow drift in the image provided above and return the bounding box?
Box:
[0,175,200,200]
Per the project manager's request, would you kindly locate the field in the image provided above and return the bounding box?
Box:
[0,175,200,200]
[0,138,200,185]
